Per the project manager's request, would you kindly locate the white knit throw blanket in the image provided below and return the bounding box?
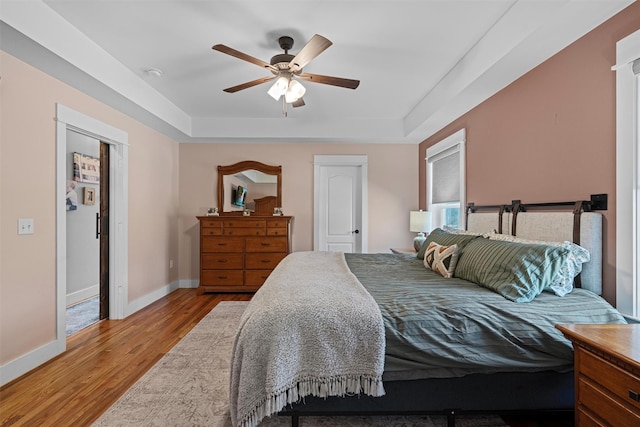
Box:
[229,251,386,427]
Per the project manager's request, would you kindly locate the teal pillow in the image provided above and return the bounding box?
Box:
[416,228,479,260]
[454,238,571,303]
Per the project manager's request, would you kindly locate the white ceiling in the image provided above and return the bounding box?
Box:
[0,0,633,144]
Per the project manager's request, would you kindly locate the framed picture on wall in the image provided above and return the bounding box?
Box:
[73,152,100,184]
[83,187,96,205]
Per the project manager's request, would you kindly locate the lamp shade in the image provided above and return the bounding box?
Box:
[409,210,431,233]
[285,79,306,103]
[267,76,289,101]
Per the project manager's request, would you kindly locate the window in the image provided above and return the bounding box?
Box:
[615,29,640,319]
[426,129,466,230]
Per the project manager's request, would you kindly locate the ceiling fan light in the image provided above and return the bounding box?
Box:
[285,80,306,103]
[267,76,289,100]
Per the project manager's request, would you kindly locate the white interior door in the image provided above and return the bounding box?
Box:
[314,155,367,253]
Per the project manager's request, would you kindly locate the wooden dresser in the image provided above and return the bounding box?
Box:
[556,324,640,426]
[197,215,292,293]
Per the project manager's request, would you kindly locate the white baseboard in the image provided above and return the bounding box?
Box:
[125,280,181,317]
[66,285,99,307]
[2,281,184,387]
[179,279,199,289]
[0,338,64,387]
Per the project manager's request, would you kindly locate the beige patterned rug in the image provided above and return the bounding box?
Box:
[93,301,507,427]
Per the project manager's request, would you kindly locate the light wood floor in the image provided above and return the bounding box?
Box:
[0,289,572,427]
[0,289,251,427]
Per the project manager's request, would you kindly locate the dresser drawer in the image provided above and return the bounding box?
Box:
[223,228,266,236]
[200,219,222,228]
[201,237,244,252]
[266,227,287,236]
[245,270,272,286]
[246,237,288,252]
[578,376,640,427]
[578,347,640,411]
[201,227,223,236]
[245,253,287,269]
[201,270,243,286]
[576,408,607,427]
[202,254,243,269]
[224,219,266,228]
[267,219,289,228]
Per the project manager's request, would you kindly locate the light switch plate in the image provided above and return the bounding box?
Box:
[18,218,34,235]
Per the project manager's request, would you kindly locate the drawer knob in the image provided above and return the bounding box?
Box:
[261,260,270,263]
[261,243,271,246]
[218,259,228,263]
[630,390,640,402]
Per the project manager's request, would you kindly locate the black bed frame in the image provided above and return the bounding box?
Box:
[279,195,608,426]
[282,371,574,427]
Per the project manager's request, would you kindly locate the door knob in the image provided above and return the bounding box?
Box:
[351,229,360,234]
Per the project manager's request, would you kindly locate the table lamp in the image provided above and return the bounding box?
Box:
[410,210,432,251]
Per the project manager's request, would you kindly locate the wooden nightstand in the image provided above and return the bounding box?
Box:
[556,324,640,426]
[390,247,417,254]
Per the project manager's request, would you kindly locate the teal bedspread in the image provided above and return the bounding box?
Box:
[344,253,627,381]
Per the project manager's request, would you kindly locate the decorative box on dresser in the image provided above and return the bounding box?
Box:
[556,324,640,427]
[197,215,292,293]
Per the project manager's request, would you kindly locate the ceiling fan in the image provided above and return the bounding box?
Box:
[212,34,360,114]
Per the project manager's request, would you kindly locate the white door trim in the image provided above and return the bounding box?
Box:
[313,155,368,252]
[56,104,129,327]
[615,28,640,318]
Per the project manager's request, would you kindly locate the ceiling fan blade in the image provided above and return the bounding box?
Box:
[223,76,276,93]
[292,98,305,108]
[212,44,276,71]
[289,34,332,71]
[299,73,360,89]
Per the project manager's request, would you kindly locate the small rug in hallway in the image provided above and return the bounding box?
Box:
[66,296,100,336]
[93,301,507,427]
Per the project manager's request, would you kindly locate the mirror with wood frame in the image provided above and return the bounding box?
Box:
[217,161,282,215]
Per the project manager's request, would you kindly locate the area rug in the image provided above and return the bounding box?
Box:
[66,295,100,336]
[93,301,507,427]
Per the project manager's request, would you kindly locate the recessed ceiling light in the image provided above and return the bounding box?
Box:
[143,68,163,77]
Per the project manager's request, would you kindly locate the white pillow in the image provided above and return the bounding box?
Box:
[441,225,490,237]
[486,233,590,296]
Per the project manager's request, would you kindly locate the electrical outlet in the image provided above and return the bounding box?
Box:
[18,218,34,235]
[169,259,174,269]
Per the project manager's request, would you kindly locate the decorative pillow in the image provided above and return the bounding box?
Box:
[417,228,479,260]
[454,238,571,303]
[442,225,491,236]
[486,233,590,297]
[423,242,459,278]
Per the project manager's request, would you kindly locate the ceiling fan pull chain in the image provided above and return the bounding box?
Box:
[282,97,288,117]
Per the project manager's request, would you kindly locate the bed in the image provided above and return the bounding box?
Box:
[228,196,627,427]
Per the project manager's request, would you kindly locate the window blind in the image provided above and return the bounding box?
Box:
[429,147,460,204]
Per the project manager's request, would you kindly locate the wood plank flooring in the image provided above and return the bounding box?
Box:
[0,289,572,427]
[0,290,251,426]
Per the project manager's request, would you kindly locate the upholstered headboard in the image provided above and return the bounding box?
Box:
[465,196,607,295]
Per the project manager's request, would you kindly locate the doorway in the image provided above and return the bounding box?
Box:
[313,155,368,253]
[64,132,110,335]
[56,103,129,355]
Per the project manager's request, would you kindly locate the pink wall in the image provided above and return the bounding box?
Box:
[418,2,640,305]
[177,143,419,282]
[0,52,180,366]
